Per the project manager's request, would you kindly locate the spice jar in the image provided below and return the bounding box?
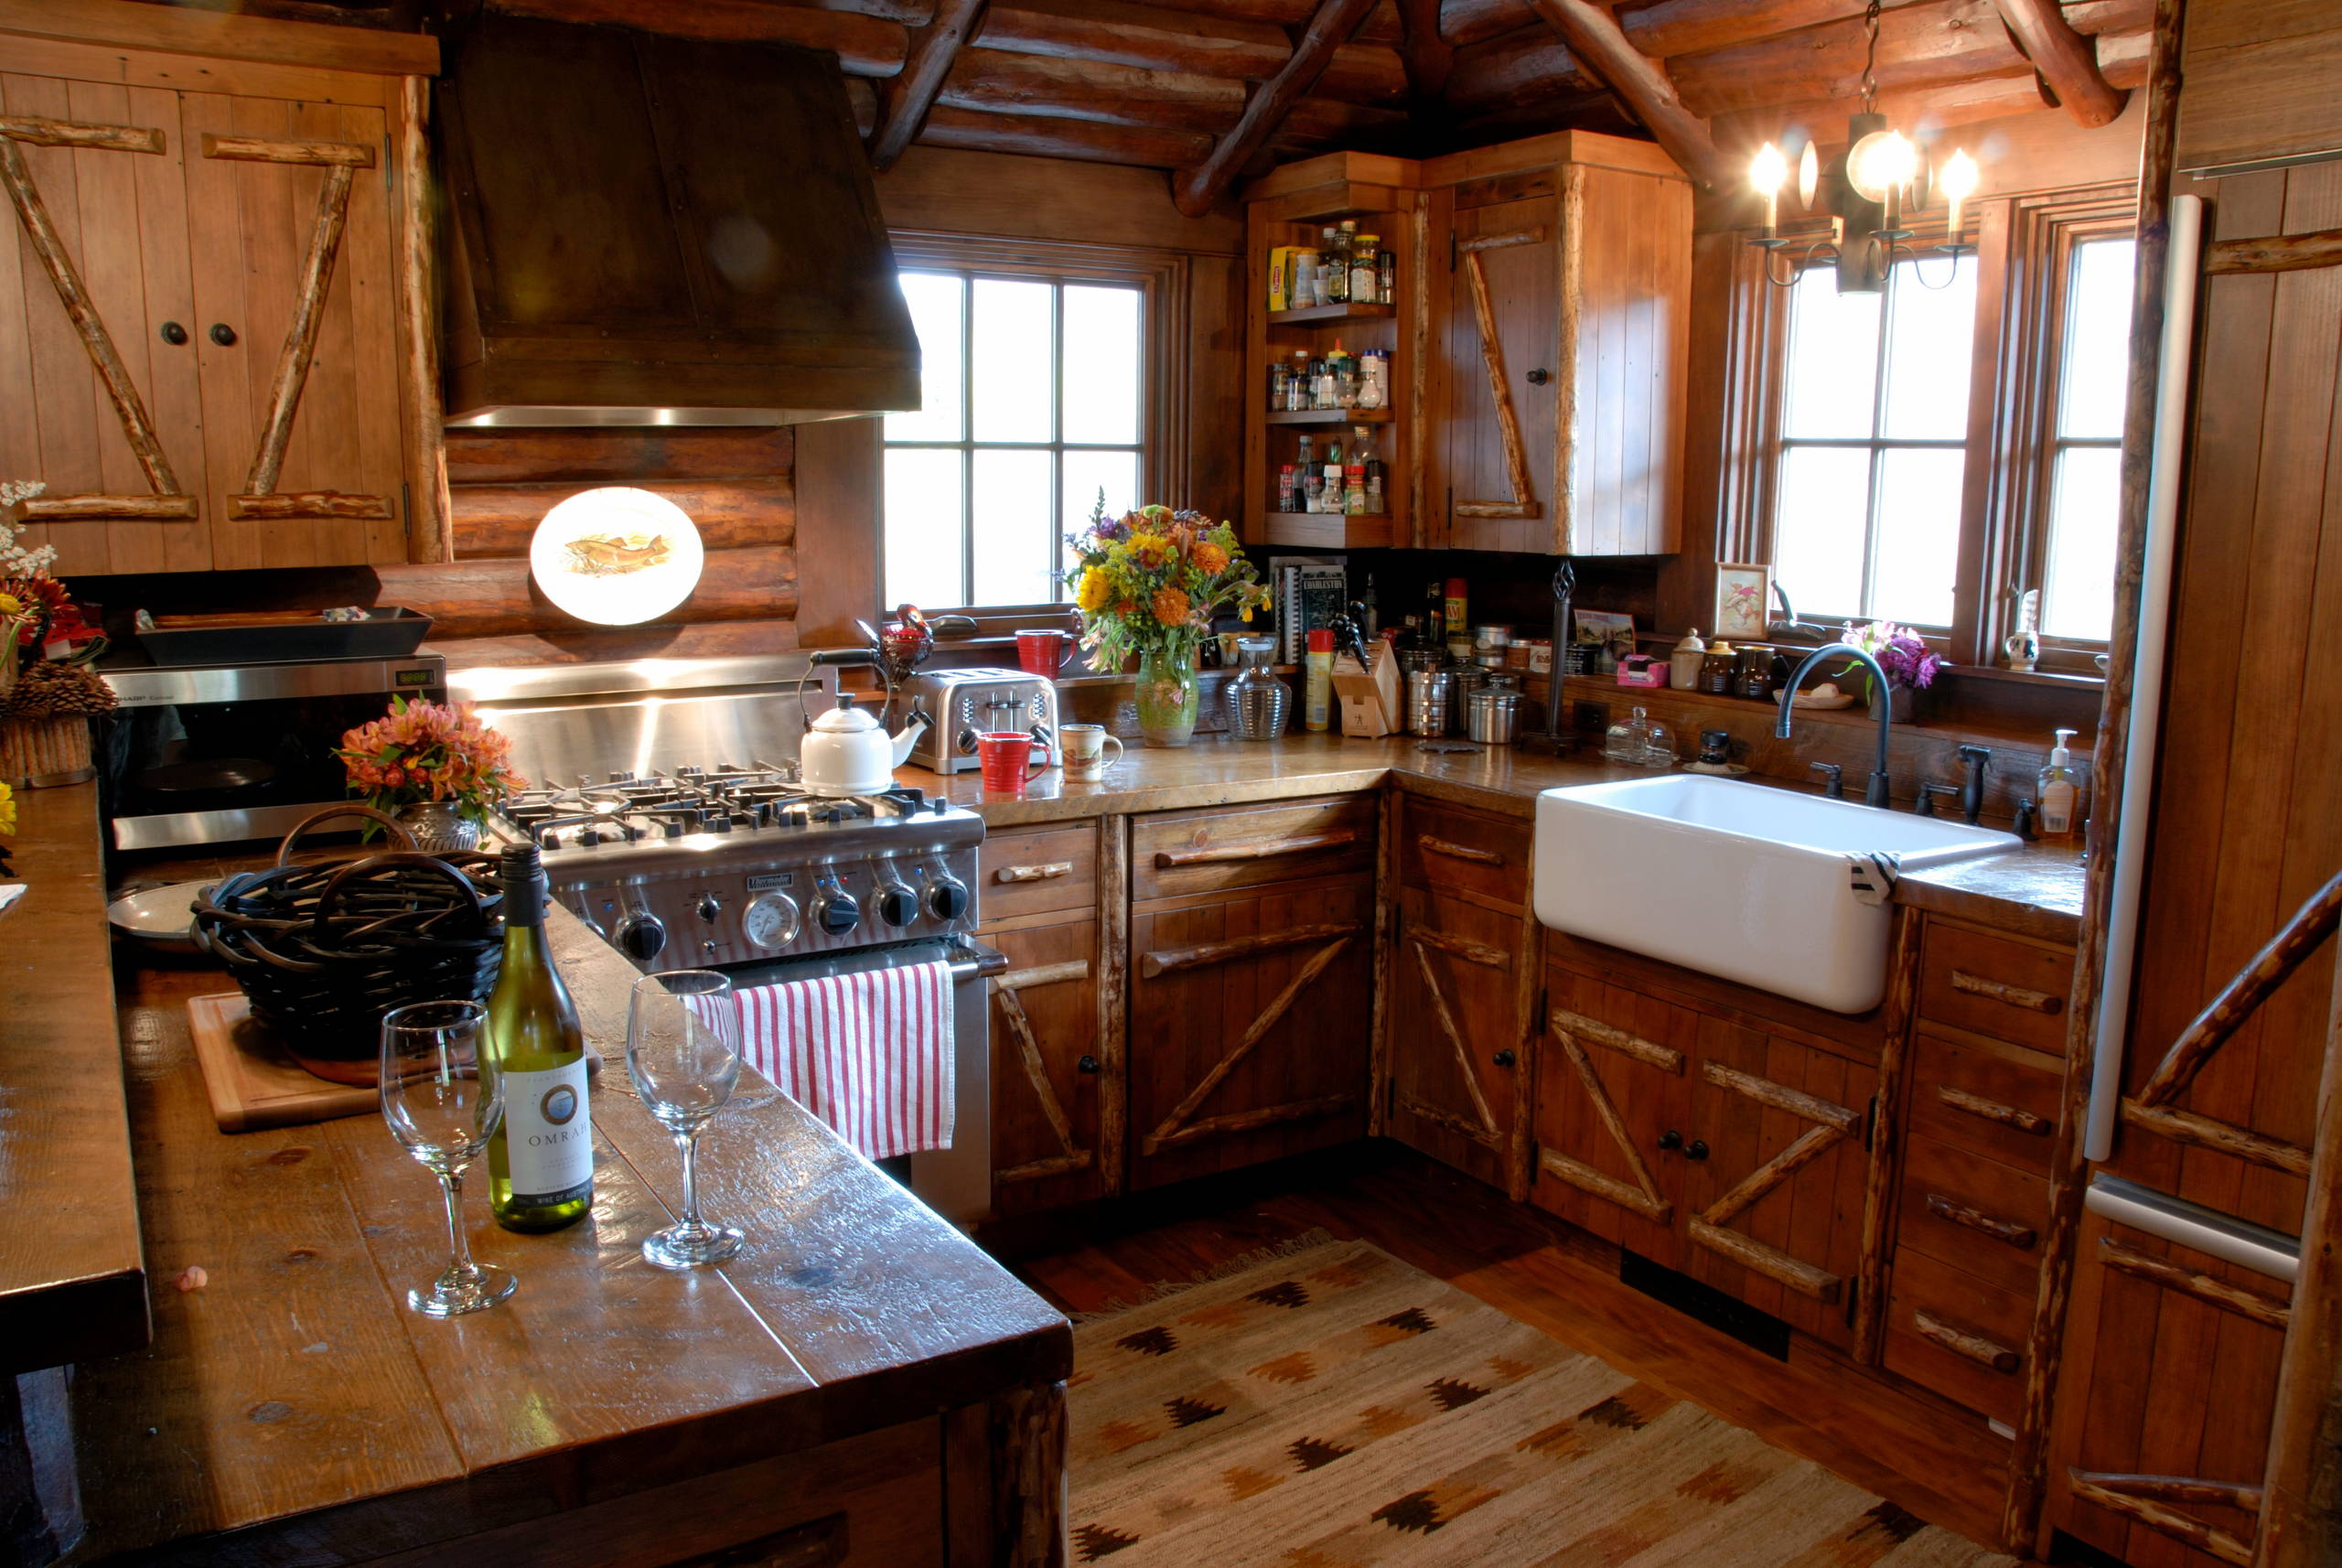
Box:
[1670,629,1707,690]
[1735,646,1776,702]
[1699,639,1737,696]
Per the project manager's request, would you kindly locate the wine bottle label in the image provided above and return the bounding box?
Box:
[500,1058,593,1201]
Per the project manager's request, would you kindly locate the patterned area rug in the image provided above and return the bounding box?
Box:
[1068,1236,2016,1567]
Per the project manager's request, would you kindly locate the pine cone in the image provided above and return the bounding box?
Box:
[0,660,116,719]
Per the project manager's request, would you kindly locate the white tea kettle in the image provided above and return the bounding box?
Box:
[800,693,930,797]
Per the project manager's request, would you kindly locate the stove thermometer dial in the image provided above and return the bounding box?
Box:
[742,890,802,950]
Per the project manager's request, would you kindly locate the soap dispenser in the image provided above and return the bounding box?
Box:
[2037,729,2084,842]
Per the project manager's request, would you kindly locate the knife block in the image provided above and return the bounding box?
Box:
[1332,644,1400,737]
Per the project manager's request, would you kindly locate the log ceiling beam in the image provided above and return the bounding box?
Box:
[870,0,992,168]
[976,0,1407,102]
[1520,0,1729,187]
[489,0,909,73]
[936,48,1408,139]
[1170,0,1384,215]
[1446,27,1596,116]
[919,102,1217,164]
[1394,0,1456,97]
[1614,0,2146,61]
[1988,0,2128,126]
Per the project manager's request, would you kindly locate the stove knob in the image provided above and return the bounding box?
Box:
[614,912,668,962]
[876,881,920,929]
[812,887,861,936]
[926,873,971,922]
[695,892,723,923]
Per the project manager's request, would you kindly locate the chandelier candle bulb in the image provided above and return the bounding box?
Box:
[1939,148,1980,244]
[1750,142,1789,238]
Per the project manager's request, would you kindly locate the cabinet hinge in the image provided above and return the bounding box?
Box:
[1864,1094,1879,1154]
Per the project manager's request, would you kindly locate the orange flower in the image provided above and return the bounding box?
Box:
[1190,541,1229,575]
[1151,586,1191,627]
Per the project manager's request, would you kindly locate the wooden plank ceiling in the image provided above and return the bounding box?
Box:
[190,0,2150,207]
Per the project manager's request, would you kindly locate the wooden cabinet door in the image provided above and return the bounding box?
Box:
[1128,875,1372,1189]
[1531,962,1691,1269]
[2042,1211,2291,1568]
[1440,193,1557,554]
[0,73,209,576]
[1681,1023,1877,1350]
[1387,885,1527,1189]
[985,918,1107,1215]
[181,91,406,570]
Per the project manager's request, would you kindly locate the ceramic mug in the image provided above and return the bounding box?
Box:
[1015,629,1075,678]
[1059,724,1123,781]
[977,731,1035,795]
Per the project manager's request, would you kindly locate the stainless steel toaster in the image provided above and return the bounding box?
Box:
[896,667,1063,774]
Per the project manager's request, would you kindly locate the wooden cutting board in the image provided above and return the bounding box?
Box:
[188,993,378,1133]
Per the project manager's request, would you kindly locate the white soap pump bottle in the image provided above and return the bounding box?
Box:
[2037,728,2083,841]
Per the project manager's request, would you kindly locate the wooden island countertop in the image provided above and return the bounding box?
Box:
[899,731,2089,941]
[27,792,1069,1567]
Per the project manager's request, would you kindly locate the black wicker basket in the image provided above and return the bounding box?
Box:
[192,806,507,1060]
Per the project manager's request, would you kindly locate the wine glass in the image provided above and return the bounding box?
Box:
[626,971,746,1269]
[380,1001,518,1317]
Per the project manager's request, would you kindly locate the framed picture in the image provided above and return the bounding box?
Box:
[1714,564,1771,641]
[1572,609,1635,653]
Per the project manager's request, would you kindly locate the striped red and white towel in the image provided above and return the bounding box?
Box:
[737,961,956,1160]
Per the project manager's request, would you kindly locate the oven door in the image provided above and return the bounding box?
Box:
[714,935,1004,1227]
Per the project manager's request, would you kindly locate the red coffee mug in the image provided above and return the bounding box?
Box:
[977,731,1035,795]
[1015,628,1075,678]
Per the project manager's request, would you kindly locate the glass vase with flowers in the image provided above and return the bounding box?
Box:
[1067,496,1271,746]
[338,697,528,853]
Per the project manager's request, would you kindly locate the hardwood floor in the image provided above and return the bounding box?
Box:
[991,1142,2018,1555]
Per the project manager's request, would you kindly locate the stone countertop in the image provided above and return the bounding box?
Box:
[897,732,2088,940]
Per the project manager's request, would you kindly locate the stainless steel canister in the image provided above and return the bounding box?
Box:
[1448,664,1489,735]
[1466,686,1521,745]
[1406,667,1454,736]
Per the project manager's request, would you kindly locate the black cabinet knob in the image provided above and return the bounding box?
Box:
[1657,1130,1682,1151]
[1525,368,1551,384]
[1492,1048,1516,1068]
[1077,1055,1100,1074]
[1686,1139,1710,1161]
[159,321,188,346]
[209,323,238,346]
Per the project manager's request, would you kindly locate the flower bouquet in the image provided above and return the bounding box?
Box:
[338,696,526,852]
[1067,497,1270,746]
[1840,620,1947,721]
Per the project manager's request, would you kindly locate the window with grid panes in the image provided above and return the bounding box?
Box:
[883,270,1145,610]
[1773,252,1979,630]
[2037,236,2134,642]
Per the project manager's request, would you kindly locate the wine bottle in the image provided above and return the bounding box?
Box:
[484,843,593,1231]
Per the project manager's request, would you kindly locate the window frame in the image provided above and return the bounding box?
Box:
[1724,182,2137,679]
[882,231,1189,618]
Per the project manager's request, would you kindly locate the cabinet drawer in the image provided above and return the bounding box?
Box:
[1908,1030,2062,1176]
[1917,921,2075,1055]
[980,822,1099,924]
[1133,793,1377,902]
[1883,1249,2031,1426]
[1896,1133,2047,1298]
[1399,796,1531,906]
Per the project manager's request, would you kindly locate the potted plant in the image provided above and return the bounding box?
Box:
[1067,498,1270,746]
[338,696,526,852]
[1841,620,1947,722]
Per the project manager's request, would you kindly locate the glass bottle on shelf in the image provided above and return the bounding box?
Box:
[1295,431,1315,471]
[1313,356,1337,409]
[1378,248,1397,304]
[1349,233,1380,306]
[1321,226,1348,304]
[1328,342,1357,407]
[1268,360,1288,409]
[1356,349,1387,410]
[1350,426,1381,514]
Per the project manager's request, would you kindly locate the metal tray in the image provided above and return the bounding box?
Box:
[136,607,434,667]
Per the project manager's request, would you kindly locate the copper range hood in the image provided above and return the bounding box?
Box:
[435,11,919,427]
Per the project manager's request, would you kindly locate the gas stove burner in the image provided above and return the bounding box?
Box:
[492,768,956,853]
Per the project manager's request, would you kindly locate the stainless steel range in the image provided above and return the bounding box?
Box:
[452,656,1001,1224]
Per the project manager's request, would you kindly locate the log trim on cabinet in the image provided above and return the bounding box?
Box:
[1139,922,1362,977]
[1937,1084,2053,1137]
[1542,1021,1671,1223]
[2096,1238,2291,1332]
[1913,1307,2021,1372]
[1948,969,2064,1015]
[2066,1472,2256,1568]
[1409,925,1511,971]
[1151,831,1359,868]
[1924,1193,2037,1250]
[1096,814,1131,1197]
[1452,226,1546,521]
[2205,229,2342,277]
[991,961,1095,1187]
[1139,934,1356,1155]
[1419,835,1505,867]
[1685,1059,1860,1303]
[0,119,186,500]
[1405,939,1502,1145]
[1549,1006,1683,1075]
[2118,1100,2313,1177]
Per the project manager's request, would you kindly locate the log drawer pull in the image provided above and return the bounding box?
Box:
[1950,969,2063,1015]
[1422,836,1505,866]
[1154,830,1359,868]
[1924,1193,2038,1250]
[1935,1085,2053,1136]
[995,861,1074,884]
[1912,1309,2020,1373]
